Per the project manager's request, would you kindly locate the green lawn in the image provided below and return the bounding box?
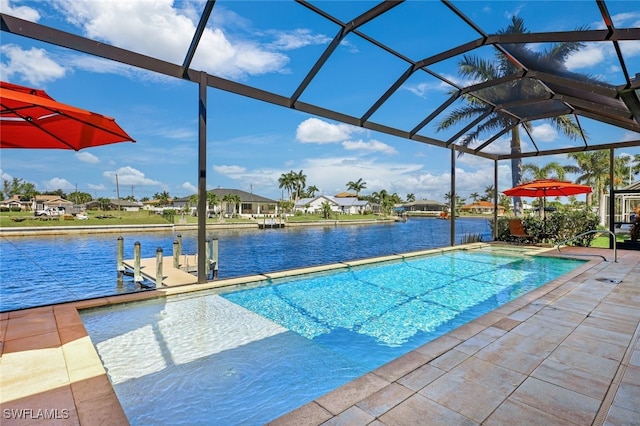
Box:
[590,235,627,248]
[287,213,381,222]
[0,210,171,227]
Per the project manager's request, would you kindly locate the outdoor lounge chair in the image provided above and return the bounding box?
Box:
[508,219,536,244]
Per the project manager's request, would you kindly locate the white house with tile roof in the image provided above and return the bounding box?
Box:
[295,195,370,215]
[174,188,279,217]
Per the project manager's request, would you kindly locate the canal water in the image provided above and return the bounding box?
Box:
[0,217,491,312]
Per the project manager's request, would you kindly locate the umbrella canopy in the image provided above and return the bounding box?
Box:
[0,81,135,151]
[503,179,592,198]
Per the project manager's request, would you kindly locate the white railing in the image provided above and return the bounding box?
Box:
[555,230,617,263]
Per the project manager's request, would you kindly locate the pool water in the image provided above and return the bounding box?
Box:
[81,248,584,425]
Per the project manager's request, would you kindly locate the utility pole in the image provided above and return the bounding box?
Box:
[115,174,121,212]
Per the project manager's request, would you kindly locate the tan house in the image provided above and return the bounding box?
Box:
[31,195,74,213]
[0,195,31,211]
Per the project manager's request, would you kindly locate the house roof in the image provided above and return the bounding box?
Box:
[86,199,142,207]
[34,196,73,205]
[404,200,447,207]
[295,195,369,207]
[175,188,277,204]
[461,201,503,209]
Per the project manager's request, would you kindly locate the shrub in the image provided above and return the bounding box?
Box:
[0,207,9,212]
[493,209,599,245]
[162,209,175,223]
[460,233,483,244]
[10,207,22,212]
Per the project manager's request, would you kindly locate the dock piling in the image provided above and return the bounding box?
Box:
[212,238,219,279]
[133,241,142,283]
[173,240,179,269]
[155,247,163,287]
[205,239,210,278]
[117,236,124,286]
[176,234,182,258]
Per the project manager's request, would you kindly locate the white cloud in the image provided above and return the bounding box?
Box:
[0,44,67,85]
[267,28,330,50]
[530,123,558,142]
[342,139,397,154]
[87,183,105,191]
[1,169,12,181]
[213,165,247,175]
[55,0,293,80]
[181,181,197,193]
[611,12,640,29]
[565,44,605,70]
[75,152,100,164]
[296,118,363,144]
[403,73,477,98]
[103,166,161,186]
[619,40,640,57]
[0,0,40,21]
[620,131,640,142]
[42,177,74,191]
[296,156,423,197]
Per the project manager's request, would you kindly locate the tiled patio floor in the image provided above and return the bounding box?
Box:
[1,245,639,425]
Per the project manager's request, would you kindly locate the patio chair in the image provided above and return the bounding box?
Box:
[508,219,536,244]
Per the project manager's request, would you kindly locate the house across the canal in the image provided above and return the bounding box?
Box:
[174,188,279,217]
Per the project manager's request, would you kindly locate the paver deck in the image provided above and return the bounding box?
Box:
[1,245,639,425]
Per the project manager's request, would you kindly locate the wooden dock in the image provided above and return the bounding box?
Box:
[123,254,202,286]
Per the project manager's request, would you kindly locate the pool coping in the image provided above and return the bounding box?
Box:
[1,243,638,425]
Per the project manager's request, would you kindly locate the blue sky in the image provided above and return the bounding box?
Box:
[1,0,639,203]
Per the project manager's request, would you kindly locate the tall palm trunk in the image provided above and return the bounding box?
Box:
[510,128,523,216]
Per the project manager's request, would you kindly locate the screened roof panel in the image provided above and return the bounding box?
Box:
[1,0,638,161]
[451,0,604,34]
[296,31,409,118]
[369,71,456,132]
[192,1,342,97]
[355,1,481,60]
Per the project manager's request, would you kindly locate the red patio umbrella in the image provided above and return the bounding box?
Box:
[0,81,135,151]
[503,179,592,234]
[503,179,592,198]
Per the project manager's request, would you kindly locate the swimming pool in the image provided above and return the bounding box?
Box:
[81,247,585,425]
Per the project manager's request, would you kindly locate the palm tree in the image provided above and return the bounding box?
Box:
[154,191,171,207]
[564,151,608,222]
[469,192,480,202]
[320,201,333,219]
[437,16,586,216]
[222,193,241,216]
[206,192,220,218]
[616,155,638,187]
[371,189,394,215]
[278,171,295,201]
[521,161,568,218]
[406,193,416,202]
[346,178,367,198]
[482,185,495,202]
[292,170,307,201]
[521,161,567,182]
[306,185,319,197]
[444,191,466,215]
